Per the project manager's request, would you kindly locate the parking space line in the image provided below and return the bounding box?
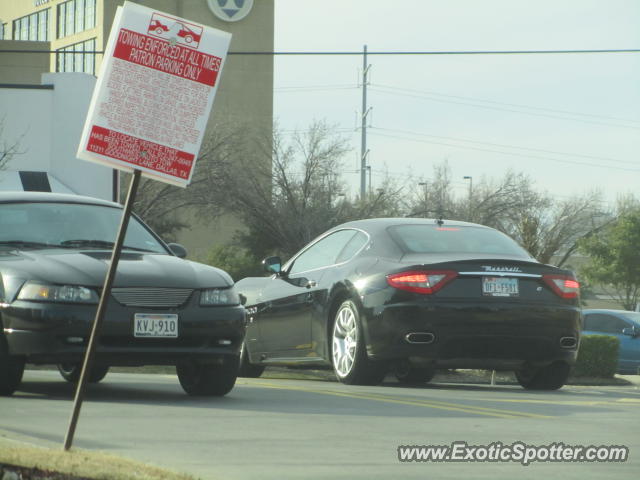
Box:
[249,381,550,419]
[460,396,640,407]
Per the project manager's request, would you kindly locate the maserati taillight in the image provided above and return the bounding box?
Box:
[542,274,580,299]
[386,270,457,294]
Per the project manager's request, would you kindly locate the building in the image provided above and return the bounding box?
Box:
[0,73,115,200]
[0,0,274,258]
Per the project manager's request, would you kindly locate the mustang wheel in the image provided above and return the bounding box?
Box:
[177,357,239,396]
[237,342,265,378]
[515,361,570,390]
[57,363,109,383]
[331,300,386,385]
[0,337,24,396]
[394,361,436,385]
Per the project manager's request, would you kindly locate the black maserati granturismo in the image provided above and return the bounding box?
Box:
[235,218,581,390]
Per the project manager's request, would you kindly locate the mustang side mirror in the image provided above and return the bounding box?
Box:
[262,256,283,275]
[167,243,187,258]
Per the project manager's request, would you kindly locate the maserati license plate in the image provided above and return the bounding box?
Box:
[482,277,519,297]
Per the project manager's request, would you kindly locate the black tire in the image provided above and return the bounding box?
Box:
[0,337,25,396]
[57,363,110,384]
[515,361,570,390]
[394,361,436,385]
[177,357,239,396]
[237,342,265,378]
[330,300,387,386]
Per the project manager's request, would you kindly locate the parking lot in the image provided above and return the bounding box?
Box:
[1,370,639,479]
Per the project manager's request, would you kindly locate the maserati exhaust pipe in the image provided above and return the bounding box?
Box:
[560,336,577,349]
[405,332,435,344]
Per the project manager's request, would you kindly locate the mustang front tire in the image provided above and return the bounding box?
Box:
[177,357,239,396]
[0,337,25,396]
[57,363,109,383]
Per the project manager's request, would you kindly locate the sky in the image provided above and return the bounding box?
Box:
[272,0,640,207]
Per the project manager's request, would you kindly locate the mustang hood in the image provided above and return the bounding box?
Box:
[1,249,232,290]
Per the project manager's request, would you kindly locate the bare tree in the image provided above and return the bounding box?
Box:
[221,121,406,258]
[501,190,611,265]
[407,165,542,224]
[222,120,349,257]
[407,160,456,218]
[125,122,245,240]
[406,161,610,266]
[0,117,26,171]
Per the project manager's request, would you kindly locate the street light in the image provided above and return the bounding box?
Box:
[418,182,428,217]
[463,176,473,220]
[463,176,473,203]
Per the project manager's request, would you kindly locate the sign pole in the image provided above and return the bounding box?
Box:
[63,169,142,451]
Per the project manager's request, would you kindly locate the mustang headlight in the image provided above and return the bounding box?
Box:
[17,282,99,304]
[200,288,240,306]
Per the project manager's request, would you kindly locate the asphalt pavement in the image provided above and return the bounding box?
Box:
[1,370,639,480]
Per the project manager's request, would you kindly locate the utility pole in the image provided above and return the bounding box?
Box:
[360,45,371,199]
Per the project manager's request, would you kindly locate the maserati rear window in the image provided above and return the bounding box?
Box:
[388,225,531,257]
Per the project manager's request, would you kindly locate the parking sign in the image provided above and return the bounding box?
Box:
[77,1,231,187]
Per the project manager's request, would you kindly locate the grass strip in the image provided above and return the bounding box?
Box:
[0,437,198,480]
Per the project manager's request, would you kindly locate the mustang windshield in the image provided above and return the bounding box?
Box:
[0,202,167,253]
[389,224,531,257]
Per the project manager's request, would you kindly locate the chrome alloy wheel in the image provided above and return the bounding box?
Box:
[332,303,358,378]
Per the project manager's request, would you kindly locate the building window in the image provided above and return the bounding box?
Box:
[75,0,84,33]
[57,0,96,39]
[38,11,48,41]
[12,9,50,41]
[0,22,6,40]
[86,0,95,31]
[56,38,96,75]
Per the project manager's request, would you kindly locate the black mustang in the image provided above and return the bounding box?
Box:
[235,218,581,390]
[0,192,245,396]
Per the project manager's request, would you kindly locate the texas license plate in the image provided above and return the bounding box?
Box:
[134,313,178,338]
[482,277,519,297]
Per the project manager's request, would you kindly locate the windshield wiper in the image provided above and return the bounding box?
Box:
[59,239,156,252]
[0,240,57,249]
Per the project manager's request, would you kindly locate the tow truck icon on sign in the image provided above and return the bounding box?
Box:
[147,13,203,49]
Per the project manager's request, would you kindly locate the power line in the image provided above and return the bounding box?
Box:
[367,130,640,172]
[236,49,640,55]
[371,127,638,166]
[274,81,640,126]
[369,87,640,130]
[279,124,638,168]
[371,84,640,125]
[2,48,639,55]
[274,84,357,92]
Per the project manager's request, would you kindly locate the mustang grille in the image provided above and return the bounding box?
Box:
[111,288,194,308]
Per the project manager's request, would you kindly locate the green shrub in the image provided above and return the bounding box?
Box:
[205,244,264,282]
[572,335,620,378]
